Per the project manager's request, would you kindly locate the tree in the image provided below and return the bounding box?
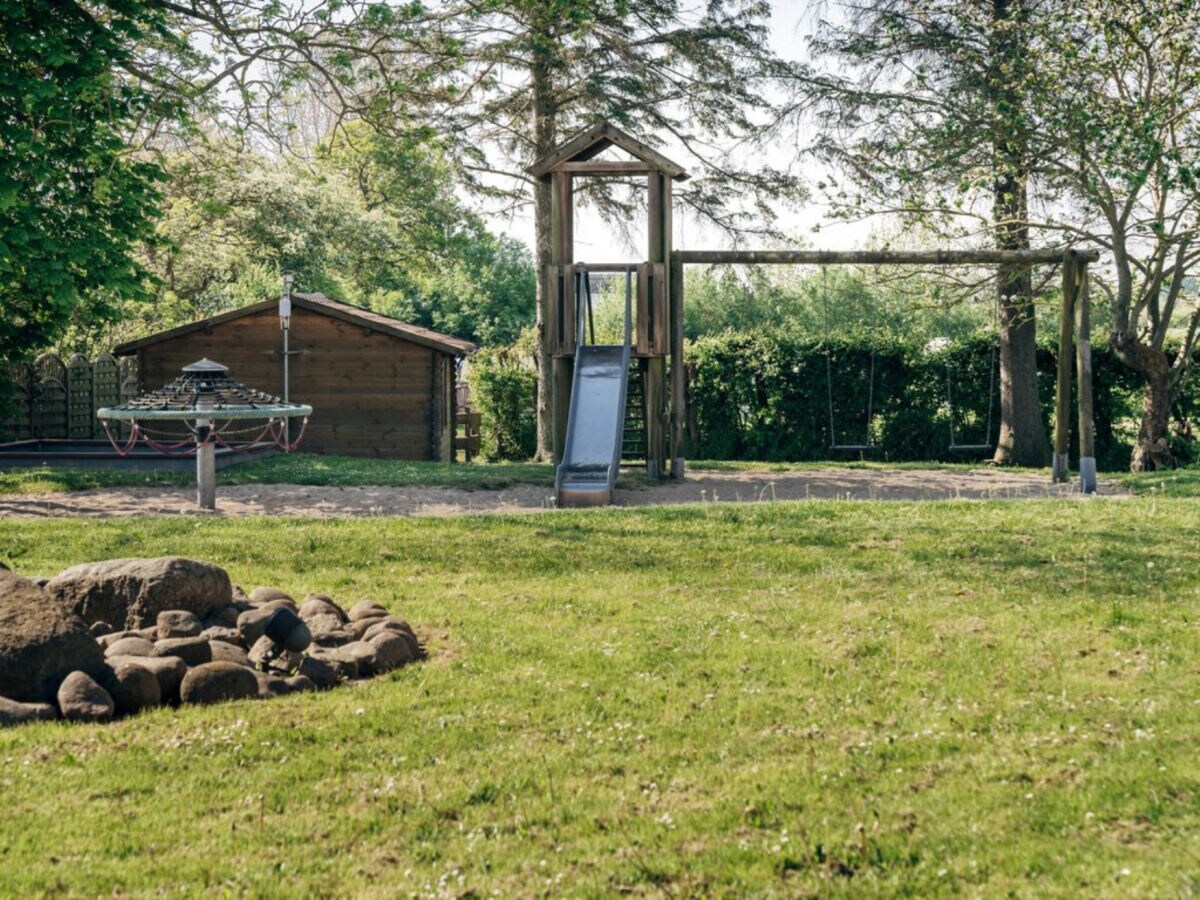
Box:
[78,127,534,353]
[1036,1,1200,470]
[802,0,1052,466]
[424,0,805,458]
[0,0,170,365]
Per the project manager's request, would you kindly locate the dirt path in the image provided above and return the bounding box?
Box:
[0,467,1125,518]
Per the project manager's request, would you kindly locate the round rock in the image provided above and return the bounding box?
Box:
[103,636,156,660]
[202,606,241,629]
[153,637,212,667]
[254,671,292,698]
[345,616,387,641]
[208,641,252,667]
[249,587,293,606]
[284,675,316,693]
[57,671,115,723]
[347,600,389,623]
[201,626,243,646]
[179,662,259,705]
[157,610,203,640]
[111,654,187,702]
[299,594,348,623]
[296,655,339,690]
[102,660,161,716]
[237,607,277,646]
[0,696,58,726]
[370,632,414,671]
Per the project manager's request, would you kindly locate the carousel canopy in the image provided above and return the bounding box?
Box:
[97,359,312,421]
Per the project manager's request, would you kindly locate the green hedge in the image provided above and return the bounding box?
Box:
[460,329,1196,468]
[686,332,1195,469]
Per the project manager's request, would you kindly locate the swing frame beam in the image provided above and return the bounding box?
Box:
[671,247,1100,493]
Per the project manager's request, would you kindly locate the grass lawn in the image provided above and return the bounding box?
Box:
[0,454,556,496]
[1,499,1198,895]
[4,451,1197,497]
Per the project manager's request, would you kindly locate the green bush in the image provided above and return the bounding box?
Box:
[685,331,1191,467]
[466,332,537,461]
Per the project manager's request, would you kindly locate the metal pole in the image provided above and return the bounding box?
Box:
[281,273,293,449]
[1076,263,1097,494]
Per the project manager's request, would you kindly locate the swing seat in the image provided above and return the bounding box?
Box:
[829,443,874,452]
[948,443,993,452]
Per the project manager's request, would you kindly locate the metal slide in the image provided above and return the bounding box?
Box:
[555,267,633,508]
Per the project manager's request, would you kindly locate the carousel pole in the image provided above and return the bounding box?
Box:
[196,393,216,510]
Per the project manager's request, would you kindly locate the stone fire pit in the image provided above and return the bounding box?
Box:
[0,557,422,726]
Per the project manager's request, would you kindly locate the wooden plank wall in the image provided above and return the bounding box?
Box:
[135,307,453,460]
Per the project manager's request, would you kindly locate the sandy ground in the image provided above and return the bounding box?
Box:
[0,467,1125,518]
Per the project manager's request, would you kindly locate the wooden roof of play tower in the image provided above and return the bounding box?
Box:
[528,121,689,181]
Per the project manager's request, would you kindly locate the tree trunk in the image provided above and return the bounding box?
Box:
[993,254,1049,466]
[1116,335,1174,471]
[989,0,1050,467]
[530,37,557,462]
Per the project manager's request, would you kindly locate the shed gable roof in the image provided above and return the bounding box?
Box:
[113,293,477,357]
[528,120,688,180]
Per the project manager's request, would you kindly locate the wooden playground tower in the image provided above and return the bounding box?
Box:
[532,122,1100,495]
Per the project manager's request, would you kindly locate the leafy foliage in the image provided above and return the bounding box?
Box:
[0,0,172,365]
[466,332,539,460]
[63,127,535,354]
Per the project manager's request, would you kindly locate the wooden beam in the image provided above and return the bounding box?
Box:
[675,248,1101,266]
[556,161,657,176]
[669,257,685,480]
[550,170,575,462]
[573,262,640,273]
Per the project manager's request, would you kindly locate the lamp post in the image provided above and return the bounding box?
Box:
[280,273,294,448]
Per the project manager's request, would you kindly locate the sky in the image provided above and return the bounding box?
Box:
[484,0,876,264]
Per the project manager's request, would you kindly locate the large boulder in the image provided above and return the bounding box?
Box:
[179,662,259,705]
[0,571,104,703]
[57,671,115,723]
[46,557,232,629]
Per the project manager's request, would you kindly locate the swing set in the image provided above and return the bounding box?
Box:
[532,120,1100,499]
[820,265,999,456]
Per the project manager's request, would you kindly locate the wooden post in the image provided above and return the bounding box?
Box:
[196,421,216,510]
[643,171,671,479]
[550,170,574,463]
[1076,262,1096,494]
[1052,253,1078,483]
[669,256,685,479]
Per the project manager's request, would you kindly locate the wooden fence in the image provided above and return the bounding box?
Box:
[1,353,140,441]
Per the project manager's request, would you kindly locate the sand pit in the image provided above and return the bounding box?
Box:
[0,467,1124,519]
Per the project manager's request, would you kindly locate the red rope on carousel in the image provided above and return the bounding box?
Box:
[101,420,142,457]
[269,416,308,452]
[214,419,276,453]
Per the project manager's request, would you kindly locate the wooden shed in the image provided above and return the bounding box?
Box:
[114,293,476,460]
